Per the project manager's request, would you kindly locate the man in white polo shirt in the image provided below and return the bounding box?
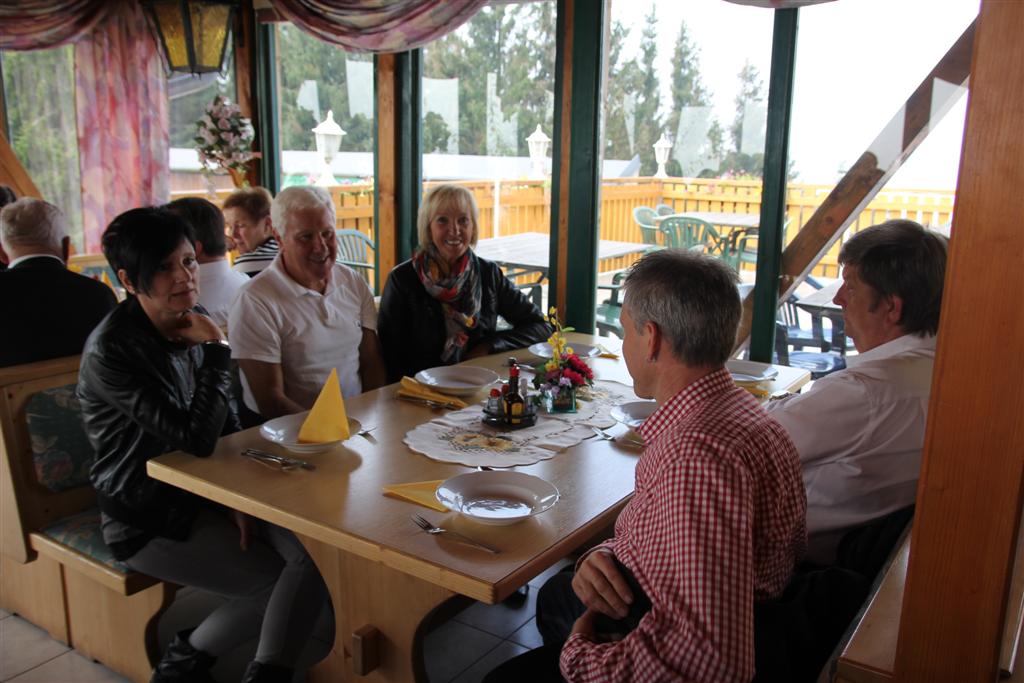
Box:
[229,186,386,419]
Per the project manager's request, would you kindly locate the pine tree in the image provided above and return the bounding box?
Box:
[633,6,662,176]
[603,20,642,162]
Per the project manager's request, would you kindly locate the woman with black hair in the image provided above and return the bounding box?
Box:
[77,207,331,683]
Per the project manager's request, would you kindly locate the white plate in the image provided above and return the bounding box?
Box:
[610,401,658,428]
[414,366,500,396]
[260,411,362,453]
[726,359,779,383]
[528,342,601,359]
[436,471,559,526]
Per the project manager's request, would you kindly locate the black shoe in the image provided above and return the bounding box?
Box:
[241,660,294,683]
[150,629,217,683]
[502,584,530,607]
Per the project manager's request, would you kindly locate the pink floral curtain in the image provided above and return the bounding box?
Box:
[0,0,114,50]
[271,0,490,52]
[74,1,169,252]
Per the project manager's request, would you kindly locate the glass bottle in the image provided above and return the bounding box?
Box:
[504,362,525,425]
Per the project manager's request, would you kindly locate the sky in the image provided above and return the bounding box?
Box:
[610,0,980,189]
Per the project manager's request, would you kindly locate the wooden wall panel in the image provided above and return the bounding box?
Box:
[894,0,1024,678]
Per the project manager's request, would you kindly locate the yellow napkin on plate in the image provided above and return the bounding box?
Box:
[734,379,771,400]
[396,376,468,409]
[298,368,350,442]
[382,480,447,512]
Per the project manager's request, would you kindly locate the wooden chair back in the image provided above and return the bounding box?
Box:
[0,356,95,563]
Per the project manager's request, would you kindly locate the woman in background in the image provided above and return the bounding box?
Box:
[377,184,551,381]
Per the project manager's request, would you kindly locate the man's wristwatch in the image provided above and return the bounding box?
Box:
[203,339,231,350]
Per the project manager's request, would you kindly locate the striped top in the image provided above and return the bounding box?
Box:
[232,236,279,278]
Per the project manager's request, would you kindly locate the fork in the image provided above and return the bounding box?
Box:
[410,514,500,554]
[242,449,316,471]
[589,426,615,441]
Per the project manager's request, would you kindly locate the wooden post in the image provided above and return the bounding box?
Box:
[894,0,1024,679]
[375,53,399,282]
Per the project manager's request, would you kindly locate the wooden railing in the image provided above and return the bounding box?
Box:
[170,177,955,279]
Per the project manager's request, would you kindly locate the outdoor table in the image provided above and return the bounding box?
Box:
[475,232,652,284]
[147,334,810,682]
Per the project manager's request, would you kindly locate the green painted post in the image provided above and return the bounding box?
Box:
[550,0,604,333]
[255,23,280,195]
[749,9,799,362]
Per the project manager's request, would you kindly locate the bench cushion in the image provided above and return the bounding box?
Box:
[25,383,95,492]
[40,509,131,574]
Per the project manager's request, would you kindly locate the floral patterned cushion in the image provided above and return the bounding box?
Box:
[41,509,130,574]
[25,384,95,492]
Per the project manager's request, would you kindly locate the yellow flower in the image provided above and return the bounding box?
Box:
[565,346,574,356]
[549,306,558,316]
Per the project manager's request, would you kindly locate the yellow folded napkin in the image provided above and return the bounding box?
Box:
[597,344,620,360]
[397,377,468,409]
[734,379,771,400]
[298,368,350,442]
[382,480,447,512]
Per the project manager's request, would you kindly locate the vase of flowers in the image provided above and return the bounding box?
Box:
[194,95,260,187]
[533,308,594,413]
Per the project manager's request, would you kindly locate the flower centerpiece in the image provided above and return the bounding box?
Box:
[533,308,594,413]
[194,95,260,187]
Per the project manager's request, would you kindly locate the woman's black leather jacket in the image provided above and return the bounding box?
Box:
[77,298,239,556]
[377,254,553,382]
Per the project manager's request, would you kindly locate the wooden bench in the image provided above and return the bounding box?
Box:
[0,356,176,683]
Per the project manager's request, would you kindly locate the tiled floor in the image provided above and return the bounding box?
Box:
[0,560,571,683]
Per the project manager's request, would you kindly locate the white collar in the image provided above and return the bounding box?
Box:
[847,333,936,367]
[266,254,335,297]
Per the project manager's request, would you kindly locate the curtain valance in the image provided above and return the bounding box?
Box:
[270,0,490,53]
[0,0,117,51]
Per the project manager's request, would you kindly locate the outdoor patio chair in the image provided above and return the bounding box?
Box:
[335,228,375,287]
[659,215,731,257]
[655,203,675,216]
[775,321,846,379]
[632,206,661,246]
[595,272,626,338]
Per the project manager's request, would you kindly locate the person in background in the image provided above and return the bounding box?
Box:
[0,198,116,366]
[165,196,248,329]
[377,184,551,382]
[765,219,948,565]
[0,185,15,272]
[229,185,386,420]
[78,207,332,683]
[487,250,806,683]
[223,186,278,278]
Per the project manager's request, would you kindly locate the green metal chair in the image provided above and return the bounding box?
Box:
[632,206,661,247]
[334,229,375,287]
[658,215,717,252]
[595,272,626,338]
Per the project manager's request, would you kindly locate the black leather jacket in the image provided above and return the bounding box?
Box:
[77,298,239,557]
[377,254,552,382]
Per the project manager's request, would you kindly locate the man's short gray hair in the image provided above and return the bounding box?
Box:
[0,198,67,251]
[622,249,741,367]
[271,186,335,237]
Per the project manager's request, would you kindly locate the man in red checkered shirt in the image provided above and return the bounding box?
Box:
[487,250,806,682]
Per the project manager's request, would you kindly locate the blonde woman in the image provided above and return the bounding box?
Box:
[377,184,551,381]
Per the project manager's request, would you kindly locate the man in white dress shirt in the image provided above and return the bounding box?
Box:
[766,219,948,564]
[229,186,386,419]
[165,197,248,329]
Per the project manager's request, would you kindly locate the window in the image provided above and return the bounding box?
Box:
[1,47,83,250]
[167,53,238,196]
[596,0,774,337]
[420,2,557,309]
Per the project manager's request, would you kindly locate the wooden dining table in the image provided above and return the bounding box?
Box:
[147,334,810,682]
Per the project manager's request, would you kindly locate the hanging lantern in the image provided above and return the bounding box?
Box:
[143,1,236,75]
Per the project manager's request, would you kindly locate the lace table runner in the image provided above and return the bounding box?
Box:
[403,379,638,467]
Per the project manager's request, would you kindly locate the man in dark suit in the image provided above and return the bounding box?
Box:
[0,198,117,367]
